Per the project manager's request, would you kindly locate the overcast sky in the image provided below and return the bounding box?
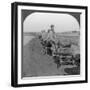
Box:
[23,12,80,33]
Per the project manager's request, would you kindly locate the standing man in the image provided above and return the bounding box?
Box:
[45,25,56,56]
[46,24,56,42]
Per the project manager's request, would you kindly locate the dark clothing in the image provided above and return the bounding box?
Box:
[53,56,61,68]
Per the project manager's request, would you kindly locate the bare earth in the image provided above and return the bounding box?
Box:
[22,37,77,77]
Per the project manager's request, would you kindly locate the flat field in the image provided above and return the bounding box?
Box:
[22,32,80,77]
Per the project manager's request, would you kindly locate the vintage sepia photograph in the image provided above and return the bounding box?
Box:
[11,2,88,87]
